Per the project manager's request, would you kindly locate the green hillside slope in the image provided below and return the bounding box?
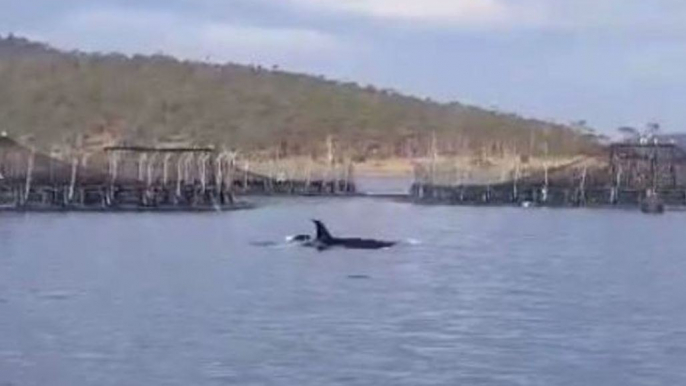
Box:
[0,35,597,159]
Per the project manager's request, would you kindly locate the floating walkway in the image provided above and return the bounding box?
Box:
[409,142,686,211]
[0,136,355,212]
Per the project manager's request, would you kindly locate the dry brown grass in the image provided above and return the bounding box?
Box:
[244,155,594,182]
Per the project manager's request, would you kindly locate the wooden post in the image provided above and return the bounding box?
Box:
[513,161,520,202]
[176,154,184,199]
[327,135,334,185]
[541,164,549,201]
[49,146,56,185]
[344,161,353,193]
[243,160,250,192]
[670,146,677,188]
[23,147,36,205]
[305,157,312,192]
[146,153,158,188]
[454,158,460,186]
[138,153,147,182]
[68,156,78,203]
[542,142,549,203]
[215,153,224,195]
[580,166,588,205]
[227,151,237,194]
[430,131,438,186]
[544,163,549,189]
[108,152,119,188]
[609,144,616,185]
[611,164,623,204]
[199,154,209,193]
[267,155,275,193]
[650,143,658,192]
[162,153,172,186]
[186,154,194,184]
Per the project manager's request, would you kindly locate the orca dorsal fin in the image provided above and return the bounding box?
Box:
[312,220,334,242]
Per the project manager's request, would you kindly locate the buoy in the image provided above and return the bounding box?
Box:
[641,190,665,214]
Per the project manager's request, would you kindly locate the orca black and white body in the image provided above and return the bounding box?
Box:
[304,220,396,251]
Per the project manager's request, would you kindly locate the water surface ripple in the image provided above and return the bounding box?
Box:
[1,198,685,385]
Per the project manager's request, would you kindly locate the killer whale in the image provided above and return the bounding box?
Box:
[301,220,395,250]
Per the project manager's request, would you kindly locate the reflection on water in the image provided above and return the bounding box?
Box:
[355,176,412,194]
[1,199,686,386]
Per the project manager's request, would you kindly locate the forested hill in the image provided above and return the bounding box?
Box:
[0,35,597,158]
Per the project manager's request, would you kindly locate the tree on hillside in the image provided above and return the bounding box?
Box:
[0,35,599,158]
[618,126,640,142]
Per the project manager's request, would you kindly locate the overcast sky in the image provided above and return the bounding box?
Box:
[2,0,686,133]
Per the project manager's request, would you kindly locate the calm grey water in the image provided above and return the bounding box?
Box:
[1,198,686,386]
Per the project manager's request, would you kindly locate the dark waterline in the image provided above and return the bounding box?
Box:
[1,198,685,386]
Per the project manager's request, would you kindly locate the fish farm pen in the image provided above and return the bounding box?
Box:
[0,136,356,212]
[410,141,686,210]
